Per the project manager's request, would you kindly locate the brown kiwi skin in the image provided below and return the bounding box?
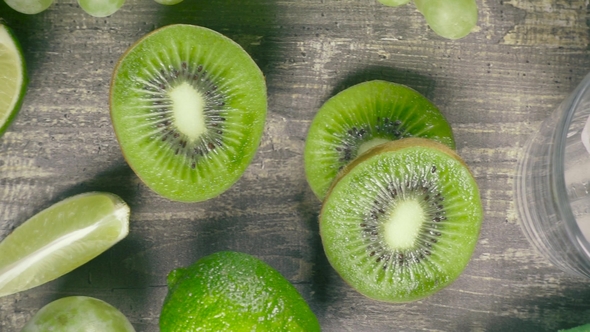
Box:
[322,137,471,204]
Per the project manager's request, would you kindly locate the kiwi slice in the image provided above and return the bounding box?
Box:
[320,138,482,303]
[110,24,267,202]
[304,80,455,200]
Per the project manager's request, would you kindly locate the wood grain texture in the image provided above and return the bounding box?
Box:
[1,0,590,331]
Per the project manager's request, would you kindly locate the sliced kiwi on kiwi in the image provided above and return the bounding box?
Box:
[110,24,267,202]
[304,80,455,200]
[320,137,482,303]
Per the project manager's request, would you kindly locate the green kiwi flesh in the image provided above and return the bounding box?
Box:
[110,24,267,202]
[304,80,455,200]
[320,138,482,303]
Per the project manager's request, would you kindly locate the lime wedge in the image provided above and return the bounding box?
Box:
[0,22,27,136]
[0,192,130,298]
[3,0,55,15]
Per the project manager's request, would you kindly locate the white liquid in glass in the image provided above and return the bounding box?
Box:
[565,108,590,243]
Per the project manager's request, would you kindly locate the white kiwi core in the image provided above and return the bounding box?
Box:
[358,138,391,156]
[169,82,207,141]
[383,199,426,249]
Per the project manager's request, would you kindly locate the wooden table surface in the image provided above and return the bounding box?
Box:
[1,0,590,331]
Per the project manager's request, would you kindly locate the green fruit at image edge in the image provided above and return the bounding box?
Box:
[77,0,126,17]
[377,0,410,7]
[160,251,321,332]
[560,324,590,332]
[3,0,55,14]
[153,0,183,5]
[0,192,130,297]
[414,0,478,40]
[0,21,27,136]
[21,296,135,332]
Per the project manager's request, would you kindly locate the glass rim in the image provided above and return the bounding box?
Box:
[554,72,590,259]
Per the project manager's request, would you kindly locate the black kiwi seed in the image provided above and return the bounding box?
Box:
[358,173,445,271]
[337,117,410,163]
[143,62,227,163]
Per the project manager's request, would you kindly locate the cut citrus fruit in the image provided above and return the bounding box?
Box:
[0,192,130,298]
[0,22,27,136]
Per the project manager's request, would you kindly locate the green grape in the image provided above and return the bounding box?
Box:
[77,0,125,17]
[414,0,478,40]
[153,0,183,5]
[21,296,136,332]
[378,0,410,7]
[3,0,54,14]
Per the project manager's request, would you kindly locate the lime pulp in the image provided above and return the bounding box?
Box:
[0,192,130,298]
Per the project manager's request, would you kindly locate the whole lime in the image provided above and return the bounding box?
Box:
[159,251,321,331]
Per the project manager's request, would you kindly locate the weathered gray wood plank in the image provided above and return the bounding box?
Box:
[1,0,590,331]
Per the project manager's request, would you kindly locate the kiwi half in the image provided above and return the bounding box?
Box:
[304,80,455,200]
[110,24,267,202]
[320,138,482,303]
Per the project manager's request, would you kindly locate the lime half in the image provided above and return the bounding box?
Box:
[0,22,27,136]
[0,192,130,298]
